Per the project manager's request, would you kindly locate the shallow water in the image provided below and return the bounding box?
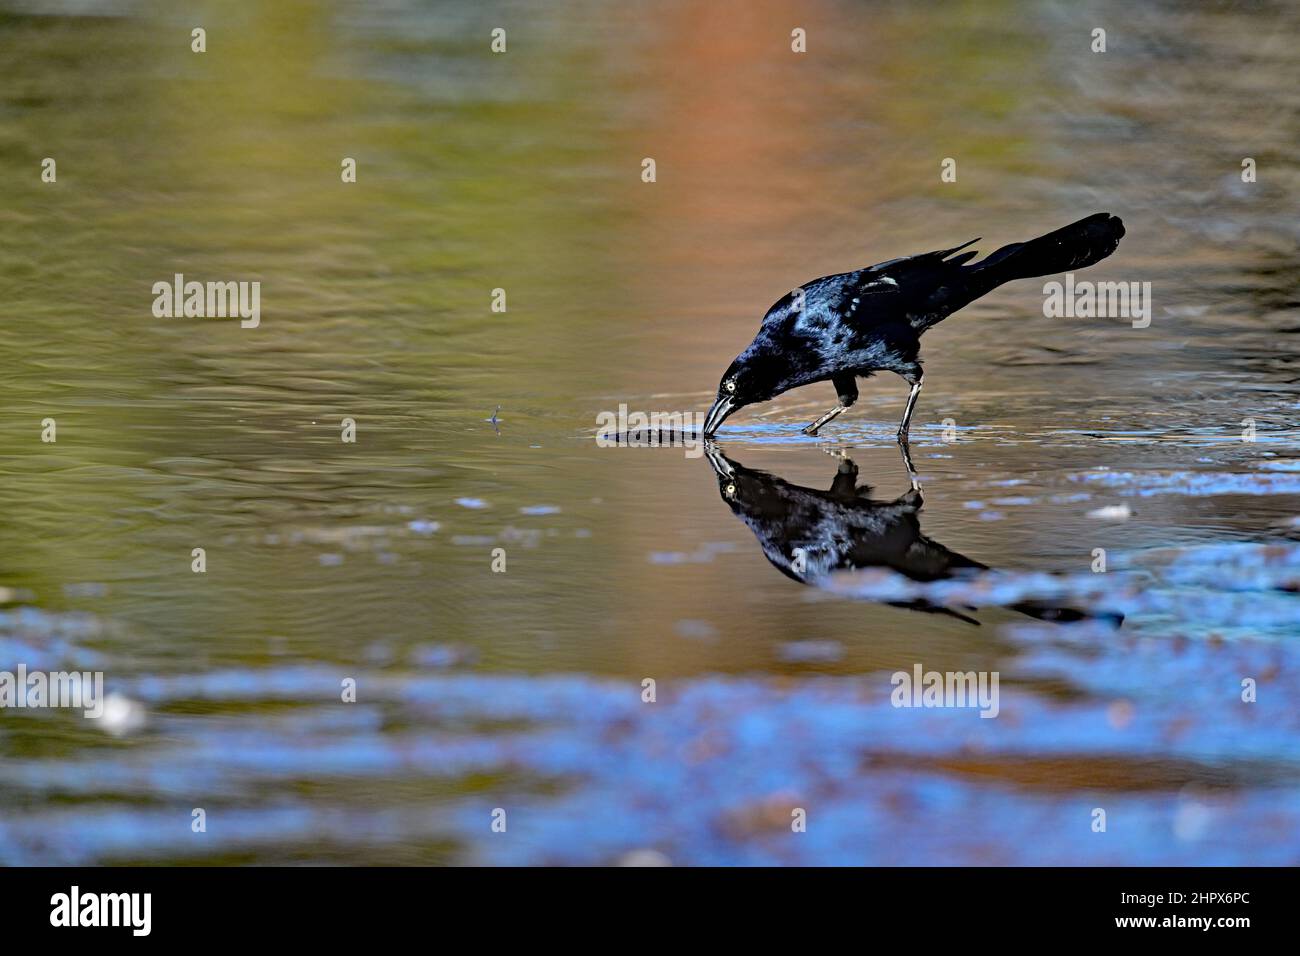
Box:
[1,0,1298,865]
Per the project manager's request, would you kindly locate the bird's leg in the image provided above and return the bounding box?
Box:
[802,374,858,436]
[897,368,923,442]
[802,405,848,436]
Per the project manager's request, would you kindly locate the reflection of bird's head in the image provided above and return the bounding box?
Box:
[705,443,795,520]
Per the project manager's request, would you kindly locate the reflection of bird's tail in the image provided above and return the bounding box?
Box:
[966,213,1125,291]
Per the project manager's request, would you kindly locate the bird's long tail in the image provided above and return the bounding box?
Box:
[963,212,1125,290]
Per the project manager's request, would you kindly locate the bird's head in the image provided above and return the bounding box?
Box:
[704,353,781,436]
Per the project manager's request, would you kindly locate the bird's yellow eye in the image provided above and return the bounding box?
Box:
[724,483,736,497]
[725,379,736,393]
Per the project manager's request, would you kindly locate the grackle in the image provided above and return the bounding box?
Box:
[703,213,1125,438]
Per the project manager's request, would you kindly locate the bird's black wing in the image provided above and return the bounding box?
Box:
[821,238,983,322]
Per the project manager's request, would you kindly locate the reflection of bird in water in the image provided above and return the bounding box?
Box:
[705,443,1099,625]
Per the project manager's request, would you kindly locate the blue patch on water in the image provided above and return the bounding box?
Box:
[5,665,1295,866]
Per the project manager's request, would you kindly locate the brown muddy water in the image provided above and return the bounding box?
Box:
[1,0,1298,864]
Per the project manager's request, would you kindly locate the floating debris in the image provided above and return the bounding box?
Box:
[1088,503,1132,520]
[88,693,146,737]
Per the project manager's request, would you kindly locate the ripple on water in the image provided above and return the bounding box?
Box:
[1,662,1297,865]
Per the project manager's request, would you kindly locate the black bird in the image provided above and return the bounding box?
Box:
[703,213,1126,438]
[705,444,1103,624]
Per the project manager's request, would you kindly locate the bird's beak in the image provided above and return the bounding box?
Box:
[703,396,736,437]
